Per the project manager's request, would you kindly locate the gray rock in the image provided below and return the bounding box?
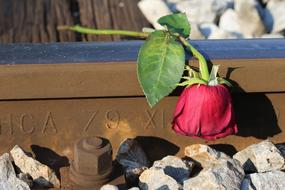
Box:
[215,0,235,14]
[10,145,60,188]
[264,0,285,33]
[240,178,254,190]
[138,0,172,29]
[241,171,285,190]
[0,153,30,190]
[176,0,233,24]
[235,0,266,37]
[261,0,270,4]
[276,143,285,157]
[165,0,182,12]
[116,138,150,187]
[233,140,285,173]
[116,138,150,169]
[183,158,244,190]
[184,144,231,169]
[165,0,180,3]
[153,155,193,184]
[100,184,119,190]
[199,23,220,38]
[139,167,181,190]
[124,166,148,187]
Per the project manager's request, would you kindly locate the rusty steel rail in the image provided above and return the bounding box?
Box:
[0,39,285,101]
[0,39,285,188]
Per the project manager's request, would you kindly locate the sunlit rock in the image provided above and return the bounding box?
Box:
[241,171,285,190]
[233,140,285,173]
[10,145,60,188]
[0,153,30,190]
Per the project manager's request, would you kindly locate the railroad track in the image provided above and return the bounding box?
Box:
[0,39,284,188]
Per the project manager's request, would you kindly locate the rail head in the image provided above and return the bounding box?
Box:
[0,39,285,64]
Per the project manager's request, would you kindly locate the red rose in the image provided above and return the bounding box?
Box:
[172,84,237,140]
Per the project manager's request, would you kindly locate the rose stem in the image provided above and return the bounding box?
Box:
[178,36,210,82]
[58,26,210,81]
[57,25,149,38]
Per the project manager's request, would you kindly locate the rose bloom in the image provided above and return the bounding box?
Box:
[172,84,237,140]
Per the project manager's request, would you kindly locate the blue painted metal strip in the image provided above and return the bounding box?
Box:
[0,39,284,64]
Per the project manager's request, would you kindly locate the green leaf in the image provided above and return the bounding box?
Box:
[137,30,185,107]
[158,13,191,38]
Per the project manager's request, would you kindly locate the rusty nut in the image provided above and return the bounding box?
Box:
[70,136,113,187]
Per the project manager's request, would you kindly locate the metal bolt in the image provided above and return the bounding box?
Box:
[70,136,113,187]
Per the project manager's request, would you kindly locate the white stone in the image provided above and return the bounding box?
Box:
[235,0,266,37]
[184,144,231,169]
[165,0,182,3]
[261,33,284,38]
[190,23,205,39]
[189,23,205,40]
[209,30,242,39]
[128,188,140,190]
[219,2,265,38]
[241,171,285,190]
[200,23,242,39]
[153,155,193,184]
[100,184,119,190]
[219,9,244,37]
[176,0,215,24]
[0,153,30,190]
[183,158,244,190]
[264,0,285,33]
[10,145,60,188]
[139,167,180,190]
[176,0,233,24]
[233,140,285,172]
[138,0,172,29]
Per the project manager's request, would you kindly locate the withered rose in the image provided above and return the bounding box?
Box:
[172,84,237,140]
